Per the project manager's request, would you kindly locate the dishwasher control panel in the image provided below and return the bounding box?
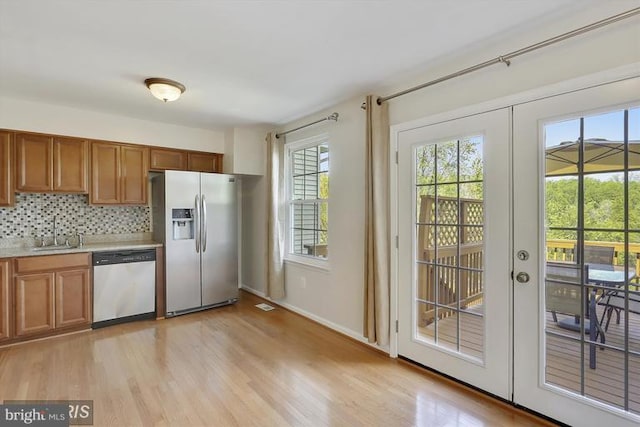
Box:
[93,249,156,266]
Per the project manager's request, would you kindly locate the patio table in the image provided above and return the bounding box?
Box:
[554,264,636,328]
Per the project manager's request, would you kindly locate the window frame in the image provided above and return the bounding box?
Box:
[284,133,330,270]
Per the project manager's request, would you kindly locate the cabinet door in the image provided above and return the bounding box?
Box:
[121,145,149,204]
[0,260,10,341]
[188,152,221,173]
[54,137,88,193]
[15,273,55,337]
[15,133,53,192]
[55,269,91,328]
[150,148,187,171]
[0,131,13,206]
[91,142,121,204]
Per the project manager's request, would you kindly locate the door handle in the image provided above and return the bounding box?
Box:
[516,272,530,283]
[201,194,207,253]
[195,194,200,253]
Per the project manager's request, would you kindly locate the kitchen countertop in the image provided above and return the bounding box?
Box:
[0,240,162,258]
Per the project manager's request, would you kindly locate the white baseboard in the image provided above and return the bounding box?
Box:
[239,284,389,354]
[239,284,267,299]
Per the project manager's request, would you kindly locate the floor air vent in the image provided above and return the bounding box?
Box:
[255,303,275,311]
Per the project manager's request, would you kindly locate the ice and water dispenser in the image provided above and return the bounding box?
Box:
[172,208,194,240]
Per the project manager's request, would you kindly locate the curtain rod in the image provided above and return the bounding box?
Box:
[377,7,640,105]
[275,112,339,139]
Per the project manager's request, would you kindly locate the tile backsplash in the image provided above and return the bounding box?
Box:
[0,193,151,239]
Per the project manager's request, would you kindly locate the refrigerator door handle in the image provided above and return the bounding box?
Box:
[194,194,200,253]
[201,194,208,252]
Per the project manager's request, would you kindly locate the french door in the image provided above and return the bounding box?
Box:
[513,78,640,426]
[396,76,640,426]
[396,108,511,399]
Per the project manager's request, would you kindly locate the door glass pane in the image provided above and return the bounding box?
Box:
[436,310,458,353]
[584,346,625,410]
[459,136,483,182]
[416,301,436,344]
[543,107,640,414]
[460,312,483,360]
[545,177,577,229]
[631,172,640,230]
[414,136,484,361]
[584,173,624,230]
[545,118,580,176]
[545,335,581,395]
[436,141,458,183]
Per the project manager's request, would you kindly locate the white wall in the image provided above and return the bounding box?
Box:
[223,127,267,175]
[241,4,640,347]
[0,96,225,152]
[384,4,640,127]
[241,175,267,292]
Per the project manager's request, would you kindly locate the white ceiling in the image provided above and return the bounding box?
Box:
[0,0,609,130]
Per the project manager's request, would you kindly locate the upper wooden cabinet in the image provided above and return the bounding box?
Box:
[91,141,148,205]
[150,148,187,171]
[121,145,149,204]
[15,132,88,193]
[54,136,89,192]
[188,152,222,173]
[0,132,13,206]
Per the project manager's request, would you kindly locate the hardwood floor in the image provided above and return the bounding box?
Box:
[0,291,553,426]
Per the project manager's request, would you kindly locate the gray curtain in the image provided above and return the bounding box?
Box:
[266,132,286,299]
[364,95,390,346]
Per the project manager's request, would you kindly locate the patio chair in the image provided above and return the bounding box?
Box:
[546,262,603,369]
[598,290,640,332]
[578,245,615,265]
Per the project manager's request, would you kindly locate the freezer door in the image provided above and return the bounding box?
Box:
[164,170,203,313]
[200,173,239,306]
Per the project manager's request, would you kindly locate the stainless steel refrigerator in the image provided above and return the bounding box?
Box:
[152,171,238,316]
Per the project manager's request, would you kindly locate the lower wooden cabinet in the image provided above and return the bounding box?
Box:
[55,269,91,328]
[13,253,91,339]
[15,273,55,337]
[0,260,10,341]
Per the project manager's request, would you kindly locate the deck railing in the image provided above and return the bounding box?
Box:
[417,195,484,325]
[546,239,640,284]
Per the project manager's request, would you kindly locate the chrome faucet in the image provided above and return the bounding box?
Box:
[52,215,59,246]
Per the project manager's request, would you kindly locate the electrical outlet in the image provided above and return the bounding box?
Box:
[300,276,306,288]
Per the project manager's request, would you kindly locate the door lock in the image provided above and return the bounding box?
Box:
[516,272,530,283]
[517,250,529,261]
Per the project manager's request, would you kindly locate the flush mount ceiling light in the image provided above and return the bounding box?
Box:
[144,78,186,102]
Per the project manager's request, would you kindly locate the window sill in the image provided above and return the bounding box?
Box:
[284,255,330,272]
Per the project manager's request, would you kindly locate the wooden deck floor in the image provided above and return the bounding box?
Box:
[419,303,640,416]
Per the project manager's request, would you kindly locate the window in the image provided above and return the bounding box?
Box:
[286,135,329,263]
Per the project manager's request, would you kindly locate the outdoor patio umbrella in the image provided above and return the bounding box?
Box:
[546,138,640,176]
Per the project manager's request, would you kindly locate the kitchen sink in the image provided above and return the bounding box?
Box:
[31,245,79,252]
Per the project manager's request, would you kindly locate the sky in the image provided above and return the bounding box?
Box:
[545,107,640,147]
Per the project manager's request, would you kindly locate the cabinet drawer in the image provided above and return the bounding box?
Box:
[15,253,91,274]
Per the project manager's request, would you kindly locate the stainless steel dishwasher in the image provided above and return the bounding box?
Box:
[92,249,156,328]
